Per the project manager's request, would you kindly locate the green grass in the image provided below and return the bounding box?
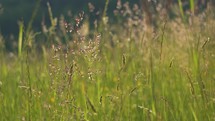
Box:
[0,6,215,121]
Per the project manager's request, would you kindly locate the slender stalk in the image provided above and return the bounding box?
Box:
[26,0,41,35]
[18,21,23,57]
[190,0,195,14]
[160,20,167,61]
[26,48,32,121]
[178,0,185,20]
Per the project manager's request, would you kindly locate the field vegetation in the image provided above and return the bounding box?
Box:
[0,0,215,120]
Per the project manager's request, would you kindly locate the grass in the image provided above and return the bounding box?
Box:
[0,2,215,121]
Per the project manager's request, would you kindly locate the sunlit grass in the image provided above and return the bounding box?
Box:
[0,2,215,120]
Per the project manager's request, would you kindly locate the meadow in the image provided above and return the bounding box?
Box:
[0,1,215,121]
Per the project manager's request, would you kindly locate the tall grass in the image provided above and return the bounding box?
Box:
[0,1,215,121]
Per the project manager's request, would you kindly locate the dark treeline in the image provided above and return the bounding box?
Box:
[0,0,119,36]
[0,0,214,36]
